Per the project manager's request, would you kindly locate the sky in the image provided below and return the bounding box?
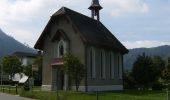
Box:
[0,0,170,49]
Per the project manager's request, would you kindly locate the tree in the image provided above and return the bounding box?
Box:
[160,56,170,89]
[32,56,42,85]
[151,56,165,89]
[152,56,165,78]
[2,55,22,77]
[63,51,85,91]
[23,65,32,77]
[22,56,42,86]
[131,53,155,89]
[159,57,170,100]
[152,56,165,79]
[123,71,136,89]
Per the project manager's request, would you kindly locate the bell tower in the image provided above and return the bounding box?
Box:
[88,0,103,21]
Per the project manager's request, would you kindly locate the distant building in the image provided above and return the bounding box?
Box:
[13,52,38,66]
[34,0,128,91]
[13,51,42,85]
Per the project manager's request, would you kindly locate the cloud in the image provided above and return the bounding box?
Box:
[0,0,52,25]
[123,40,170,49]
[7,29,39,47]
[0,0,89,25]
[102,0,149,16]
[0,0,149,25]
[0,0,88,46]
[0,0,152,48]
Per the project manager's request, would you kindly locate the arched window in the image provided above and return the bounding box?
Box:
[109,52,115,79]
[100,50,105,79]
[117,55,119,78]
[58,40,65,57]
[109,53,112,78]
[89,47,95,79]
[59,44,64,56]
[118,54,122,79]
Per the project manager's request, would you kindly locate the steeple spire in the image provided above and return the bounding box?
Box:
[88,0,103,21]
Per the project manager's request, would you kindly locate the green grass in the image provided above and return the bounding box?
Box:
[19,90,167,100]
[0,86,167,100]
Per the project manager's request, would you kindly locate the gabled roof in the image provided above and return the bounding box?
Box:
[51,29,70,42]
[34,7,128,54]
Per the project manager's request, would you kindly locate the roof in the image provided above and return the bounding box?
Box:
[51,58,64,66]
[34,7,128,54]
[51,29,70,42]
[89,0,103,10]
[14,52,38,58]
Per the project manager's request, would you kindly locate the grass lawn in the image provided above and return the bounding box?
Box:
[0,86,167,100]
[20,90,166,100]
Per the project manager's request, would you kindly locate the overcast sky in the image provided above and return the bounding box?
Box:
[0,0,170,49]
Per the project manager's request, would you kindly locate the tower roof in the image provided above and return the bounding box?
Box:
[88,0,103,10]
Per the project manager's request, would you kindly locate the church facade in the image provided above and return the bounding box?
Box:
[34,0,128,92]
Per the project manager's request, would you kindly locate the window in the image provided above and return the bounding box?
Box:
[109,53,112,78]
[109,52,114,79]
[59,44,64,56]
[117,54,122,79]
[58,40,65,57]
[117,55,119,78]
[89,47,95,79]
[100,50,105,79]
[119,54,123,79]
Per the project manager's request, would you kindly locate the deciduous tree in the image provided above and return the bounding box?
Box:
[131,53,155,89]
[63,51,85,91]
[32,56,42,85]
[2,55,22,79]
[152,56,165,81]
[160,56,170,89]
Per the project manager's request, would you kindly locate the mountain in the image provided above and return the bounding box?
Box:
[124,45,170,70]
[1,29,169,70]
[0,29,36,60]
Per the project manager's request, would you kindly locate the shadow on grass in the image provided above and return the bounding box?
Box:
[59,89,166,96]
[96,90,166,96]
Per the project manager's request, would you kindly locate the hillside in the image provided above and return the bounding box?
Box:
[0,29,36,59]
[124,45,170,70]
[1,29,169,70]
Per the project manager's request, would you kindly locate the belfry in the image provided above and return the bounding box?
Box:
[88,0,103,21]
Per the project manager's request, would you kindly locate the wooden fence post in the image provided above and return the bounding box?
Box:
[96,91,99,100]
[16,85,18,94]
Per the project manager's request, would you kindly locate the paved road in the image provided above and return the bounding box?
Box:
[0,93,35,100]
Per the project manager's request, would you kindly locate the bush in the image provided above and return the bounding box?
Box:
[152,83,165,90]
[123,72,136,89]
[24,83,30,91]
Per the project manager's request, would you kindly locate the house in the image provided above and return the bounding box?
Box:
[13,51,42,85]
[34,0,128,92]
[13,51,38,66]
